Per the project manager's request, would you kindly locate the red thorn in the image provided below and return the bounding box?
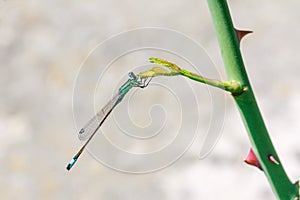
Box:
[235,28,253,42]
[244,149,262,170]
[268,154,280,165]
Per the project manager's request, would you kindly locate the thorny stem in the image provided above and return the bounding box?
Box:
[207,0,299,199]
[137,2,299,198]
[138,2,299,199]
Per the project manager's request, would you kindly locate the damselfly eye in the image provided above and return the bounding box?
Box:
[128,72,137,80]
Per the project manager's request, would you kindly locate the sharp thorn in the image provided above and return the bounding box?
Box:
[244,148,262,170]
[235,28,253,43]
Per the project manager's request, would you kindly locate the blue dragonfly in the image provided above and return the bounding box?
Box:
[66,72,151,171]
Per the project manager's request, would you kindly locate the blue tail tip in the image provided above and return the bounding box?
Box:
[66,164,72,171]
[66,158,77,171]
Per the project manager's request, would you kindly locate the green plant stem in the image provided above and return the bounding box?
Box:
[179,69,243,94]
[207,0,298,199]
[146,58,244,95]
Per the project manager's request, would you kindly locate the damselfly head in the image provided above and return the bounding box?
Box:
[128,72,137,81]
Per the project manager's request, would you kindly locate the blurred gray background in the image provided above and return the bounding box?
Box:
[1,0,300,199]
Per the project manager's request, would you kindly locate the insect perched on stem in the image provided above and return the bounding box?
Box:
[66,72,151,171]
